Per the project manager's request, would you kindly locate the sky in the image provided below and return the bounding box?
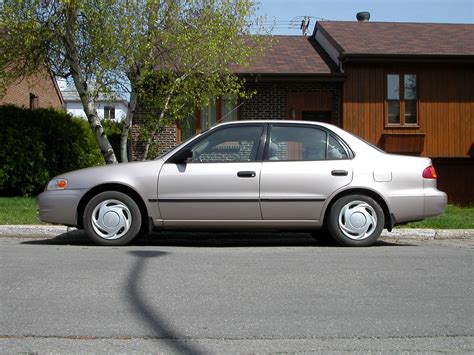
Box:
[256,0,474,35]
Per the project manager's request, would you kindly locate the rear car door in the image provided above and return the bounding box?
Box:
[260,124,353,221]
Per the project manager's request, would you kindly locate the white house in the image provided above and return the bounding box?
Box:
[61,88,128,121]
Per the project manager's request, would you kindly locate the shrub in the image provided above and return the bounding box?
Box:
[0,105,104,195]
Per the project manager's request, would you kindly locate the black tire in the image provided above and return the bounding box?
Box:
[83,191,142,246]
[328,194,384,247]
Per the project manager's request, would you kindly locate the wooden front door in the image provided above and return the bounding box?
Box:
[288,91,335,124]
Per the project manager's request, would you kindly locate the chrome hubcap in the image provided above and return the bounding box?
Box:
[91,199,131,240]
[338,200,377,240]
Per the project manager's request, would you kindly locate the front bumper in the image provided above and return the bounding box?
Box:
[37,189,88,226]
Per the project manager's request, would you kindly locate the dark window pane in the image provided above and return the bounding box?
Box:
[405,100,417,124]
[387,74,399,100]
[201,98,216,130]
[267,126,327,161]
[191,126,263,162]
[104,106,115,120]
[221,95,238,122]
[181,114,196,141]
[388,100,400,124]
[404,74,417,100]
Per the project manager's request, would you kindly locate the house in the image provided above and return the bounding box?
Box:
[133,20,474,205]
[0,67,64,109]
[61,88,128,121]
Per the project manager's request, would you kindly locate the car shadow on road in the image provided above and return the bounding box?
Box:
[20,229,407,247]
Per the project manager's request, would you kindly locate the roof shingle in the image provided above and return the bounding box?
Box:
[231,35,337,75]
[316,21,474,56]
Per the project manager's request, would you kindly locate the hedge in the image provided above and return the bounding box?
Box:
[0,105,104,195]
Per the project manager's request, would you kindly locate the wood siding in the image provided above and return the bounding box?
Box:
[433,158,474,206]
[342,63,473,158]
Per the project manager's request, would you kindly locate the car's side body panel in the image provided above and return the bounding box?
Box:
[157,161,263,222]
[259,160,353,221]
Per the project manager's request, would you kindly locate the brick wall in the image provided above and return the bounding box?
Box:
[240,81,341,124]
[131,111,178,161]
[0,68,63,109]
[131,80,341,160]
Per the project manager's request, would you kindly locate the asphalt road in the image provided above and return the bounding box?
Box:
[1,231,473,354]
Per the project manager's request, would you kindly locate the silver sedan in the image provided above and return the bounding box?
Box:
[38,120,447,246]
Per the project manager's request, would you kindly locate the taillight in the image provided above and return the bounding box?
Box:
[422,165,437,179]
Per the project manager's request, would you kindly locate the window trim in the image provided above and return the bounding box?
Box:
[385,73,419,128]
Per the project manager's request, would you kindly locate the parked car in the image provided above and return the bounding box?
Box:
[38,120,447,246]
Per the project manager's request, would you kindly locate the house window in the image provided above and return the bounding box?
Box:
[201,98,216,130]
[220,95,238,122]
[104,106,115,120]
[29,93,38,109]
[386,74,418,126]
[179,96,239,142]
[180,114,196,142]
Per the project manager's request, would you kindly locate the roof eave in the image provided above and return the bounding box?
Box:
[340,53,474,64]
[237,72,346,82]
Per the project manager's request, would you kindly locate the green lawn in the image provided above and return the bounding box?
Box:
[404,204,474,229]
[0,197,472,228]
[0,197,43,225]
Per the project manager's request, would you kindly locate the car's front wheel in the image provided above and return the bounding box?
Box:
[328,194,384,247]
[83,191,142,246]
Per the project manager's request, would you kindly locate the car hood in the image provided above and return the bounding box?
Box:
[53,159,165,190]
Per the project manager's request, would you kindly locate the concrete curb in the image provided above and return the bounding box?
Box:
[381,228,474,240]
[0,225,473,240]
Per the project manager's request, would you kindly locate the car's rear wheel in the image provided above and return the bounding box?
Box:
[328,194,384,247]
[83,191,142,246]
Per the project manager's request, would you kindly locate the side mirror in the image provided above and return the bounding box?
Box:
[169,148,193,163]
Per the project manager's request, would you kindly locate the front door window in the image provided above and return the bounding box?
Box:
[190,125,264,163]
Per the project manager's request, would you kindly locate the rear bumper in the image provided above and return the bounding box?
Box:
[37,189,88,226]
[424,189,448,218]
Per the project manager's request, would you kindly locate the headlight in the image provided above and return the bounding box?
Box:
[46,178,68,190]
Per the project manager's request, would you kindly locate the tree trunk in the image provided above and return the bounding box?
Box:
[120,84,138,163]
[63,5,117,165]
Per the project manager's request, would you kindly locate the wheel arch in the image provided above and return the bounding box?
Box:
[76,183,149,231]
[323,188,392,230]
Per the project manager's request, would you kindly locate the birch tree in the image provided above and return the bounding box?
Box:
[1,0,119,164]
[1,0,265,163]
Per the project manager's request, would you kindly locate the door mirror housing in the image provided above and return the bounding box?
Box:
[169,148,193,163]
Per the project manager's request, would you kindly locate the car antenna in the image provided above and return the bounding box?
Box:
[212,100,245,127]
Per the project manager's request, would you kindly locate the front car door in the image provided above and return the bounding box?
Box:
[158,124,265,227]
[260,124,353,222]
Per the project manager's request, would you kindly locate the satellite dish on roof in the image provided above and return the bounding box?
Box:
[356,12,370,22]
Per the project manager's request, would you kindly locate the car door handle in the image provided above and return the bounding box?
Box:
[331,170,348,176]
[237,171,256,178]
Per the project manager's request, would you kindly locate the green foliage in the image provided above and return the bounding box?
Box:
[0,105,104,195]
[0,0,268,161]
